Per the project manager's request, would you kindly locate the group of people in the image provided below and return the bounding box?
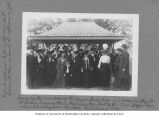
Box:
[27,43,130,90]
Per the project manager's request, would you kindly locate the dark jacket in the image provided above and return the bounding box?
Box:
[115,51,129,79]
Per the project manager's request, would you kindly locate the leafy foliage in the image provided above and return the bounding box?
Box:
[27,18,63,35]
[27,18,133,52]
[94,19,132,36]
[94,19,133,50]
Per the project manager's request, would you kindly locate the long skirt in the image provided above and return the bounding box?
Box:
[72,67,82,87]
[54,70,65,88]
[99,63,111,87]
[89,68,99,87]
[81,70,89,88]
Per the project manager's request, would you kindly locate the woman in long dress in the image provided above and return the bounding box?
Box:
[54,51,67,88]
[98,50,112,88]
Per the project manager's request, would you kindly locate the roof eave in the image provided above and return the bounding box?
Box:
[27,35,125,40]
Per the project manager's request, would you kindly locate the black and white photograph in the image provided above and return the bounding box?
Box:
[21,12,139,96]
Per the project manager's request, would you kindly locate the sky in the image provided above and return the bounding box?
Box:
[23,12,137,22]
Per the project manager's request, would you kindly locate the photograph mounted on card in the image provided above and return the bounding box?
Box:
[21,12,139,96]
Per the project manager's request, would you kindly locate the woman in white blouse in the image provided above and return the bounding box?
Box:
[98,50,112,87]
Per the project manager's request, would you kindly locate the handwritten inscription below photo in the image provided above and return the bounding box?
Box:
[21,12,139,96]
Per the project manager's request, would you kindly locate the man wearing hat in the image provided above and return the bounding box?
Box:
[27,49,38,88]
[71,50,82,87]
[89,50,100,87]
[64,61,73,87]
[81,51,90,88]
[45,51,56,86]
[114,44,130,90]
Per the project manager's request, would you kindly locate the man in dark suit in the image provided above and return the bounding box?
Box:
[89,51,99,87]
[64,61,73,88]
[71,51,82,87]
[27,49,37,88]
[114,44,130,90]
[81,51,90,88]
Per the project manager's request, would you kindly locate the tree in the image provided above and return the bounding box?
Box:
[94,19,133,49]
[27,18,63,35]
[27,19,39,35]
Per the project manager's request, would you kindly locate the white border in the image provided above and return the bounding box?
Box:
[21,12,139,96]
[1,111,158,117]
